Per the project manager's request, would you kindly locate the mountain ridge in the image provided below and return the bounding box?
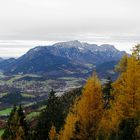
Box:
[0,40,126,78]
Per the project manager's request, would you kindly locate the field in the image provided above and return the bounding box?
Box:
[0,108,12,116]
[0,72,85,134]
[26,111,40,121]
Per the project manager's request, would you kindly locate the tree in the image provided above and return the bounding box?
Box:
[49,125,57,140]
[36,89,64,140]
[2,105,17,140]
[117,117,138,140]
[58,109,77,140]
[16,105,29,139]
[59,73,104,140]
[115,54,128,73]
[113,56,140,121]
[132,44,140,60]
[2,105,29,140]
[103,77,113,108]
[99,55,140,139]
[15,126,26,140]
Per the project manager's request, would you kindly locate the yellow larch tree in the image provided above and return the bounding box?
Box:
[112,56,140,122]
[49,125,57,140]
[115,53,128,73]
[59,72,104,140]
[100,55,140,139]
[58,111,77,140]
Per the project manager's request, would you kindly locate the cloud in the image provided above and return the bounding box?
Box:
[0,0,140,56]
[0,39,136,57]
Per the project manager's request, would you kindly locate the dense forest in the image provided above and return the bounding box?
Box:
[1,44,140,140]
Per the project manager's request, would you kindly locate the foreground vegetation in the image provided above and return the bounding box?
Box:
[1,45,140,140]
[0,129,4,137]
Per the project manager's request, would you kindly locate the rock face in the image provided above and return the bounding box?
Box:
[0,40,126,77]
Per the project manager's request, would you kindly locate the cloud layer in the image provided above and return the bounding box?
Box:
[0,0,140,57]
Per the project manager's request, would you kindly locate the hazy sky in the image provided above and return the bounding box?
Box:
[0,0,140,57]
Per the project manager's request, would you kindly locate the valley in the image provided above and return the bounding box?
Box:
[0,41,126,135]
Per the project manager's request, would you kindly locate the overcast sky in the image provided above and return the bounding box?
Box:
[0,0,140,57]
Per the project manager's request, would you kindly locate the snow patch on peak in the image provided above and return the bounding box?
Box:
[53,40,83,48]
[78,47,84,50]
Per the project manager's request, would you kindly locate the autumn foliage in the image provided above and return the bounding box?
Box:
[59,45,140,140]
[99,48,140,139]
[1,45,140,140]
[59,73,104,140]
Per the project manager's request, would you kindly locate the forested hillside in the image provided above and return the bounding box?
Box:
[1,44,140,140]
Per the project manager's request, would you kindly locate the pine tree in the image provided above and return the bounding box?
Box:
[132,44,140,60]
[2,105,17,140]
[16,105,29,140]
[103,77,113,108]
[59,73,104,140]
[2,105,29,140]
[36,89,64,140]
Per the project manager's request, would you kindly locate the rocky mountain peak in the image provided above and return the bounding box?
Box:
[53,40,83,48]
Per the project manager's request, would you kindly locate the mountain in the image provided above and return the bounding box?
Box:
[96,60,119,80]
[0,40,126,78]
[34,40,125,65]
[0,57,3,62]
[0,58,16,71]
[1,51,89,78]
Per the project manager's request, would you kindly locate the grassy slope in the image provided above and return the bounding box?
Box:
[0,129,4,137]
[0,108,12,115]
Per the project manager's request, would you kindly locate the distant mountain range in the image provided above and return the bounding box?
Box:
[0,40,126,78]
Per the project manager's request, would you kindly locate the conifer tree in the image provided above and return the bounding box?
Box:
[15,126,25,140]
[132,44,140,60]
[99,55,140,139]
[16,105,29,140]
[2,105,29,140]
[59,73,104,140]
[58,111,77,140]
[117,117,138,140]
[103,77,113,108]
[112,56,140,122]
[49,125,57,140]
[2,105,17,140]
[115,54,128,73]
[36,89,64,140]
